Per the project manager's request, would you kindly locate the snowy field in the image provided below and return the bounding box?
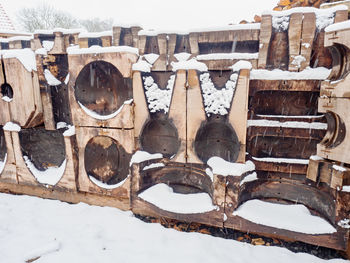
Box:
[0,193,348,263]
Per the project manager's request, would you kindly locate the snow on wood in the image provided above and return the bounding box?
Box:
[196,53,259,60]
[207,156,255,176]
[338,219,350,229]
[143,75,175,113]
[0,154,6,174]
[44,69,61,86]
[77,99,133,120]
[342,186,350,192]
[200,72,238,116]
[34,28,85,35]
[206,168,214,182]
[89,175,128,189]
[144,53,159,64]
[3,122,21,132]
[174,52,191,62]
[240,172,258,186]
[143,163,165,171]
[325,20,350,32]
[62,125,75,137]
[35,48,48,56]
[333,164,347,172]
[263,5,347,16]
[233,199,336,234]
[64,73,70,85]
[310,155,324,161]
[252,156,309,165]
[78,30,112,38]
[67,45,139,55]
[291,55,306,69]
[230,60,252,71]
[7,35,33,41]
[129,151,163,166]
[23,156,66,186]
[250,67,331,80]
[171,58,208,72]
[247,119,328,130]
[132,57,152,72]
[1,48,37,72]
[1,96,12,102]
[272,16,290,31]
[1,193,339,263]
[139,183,218,214]
[256,114,324,119]
[42,40,54,51]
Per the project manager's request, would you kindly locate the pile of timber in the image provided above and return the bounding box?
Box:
[0,5,349,258]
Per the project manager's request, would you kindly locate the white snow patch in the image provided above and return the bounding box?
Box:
[302,43,311,49]
[338,218,350,229]
[56,122,68,129]
[256,114,324,119]
[0,154,7,175]
[291,55,306,68]
[42,40,54,51]
[326,19,350,32]
[247,119,327,130]
[35,48,47,56]
[139,183,217,214]
[174,52,191,62]
[132,57,152,72]
[44,69,61,86]
[144,53,159,64]
[1,48,37,72]
[250,67,331,80]
[63,125,75,137]
[130,151,163,166]
[1,96,12,102]
[171,58,208,72]
[252,156,309,165]
[24,241,61,262]
[230,60,252,71]
[233,199,336,234]
[310,155,324,161]
[34,28,85,35]
[64,73,70,85]
[197,53,258,61]
[143,75,175,113]
[7,35,32,42]
[0,193,347,263]
[200,72,238,116]
[240,172,258,186]
[3,122,21,132]
[272,16,290,31]
[67,45,138,55]
[207,157,255,177]
[89,175,128,189]
[206,168,214,182]
[343,186,350,192]
[79,31,112,38]
[78,99,133,120]
[143,163,165,171]
[223,213,228,222]
[23,156,66,186]
[333,164,347,172]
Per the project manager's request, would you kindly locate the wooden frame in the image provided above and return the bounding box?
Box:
[67,51,138,128]
[75,126,133,204]
[11,129,77,191]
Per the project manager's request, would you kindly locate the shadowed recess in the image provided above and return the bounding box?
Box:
[84,135,130,185]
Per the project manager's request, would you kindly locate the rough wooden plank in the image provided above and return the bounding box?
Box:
[0,130,17,184]
[300,13,316,70]
[258,15,272,69]
[288,13,303,71]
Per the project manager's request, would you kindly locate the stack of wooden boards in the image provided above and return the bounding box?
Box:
[0,5,349,257]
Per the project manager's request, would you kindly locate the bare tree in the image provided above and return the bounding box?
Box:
[79,17,114,32]
[16,3,78,32]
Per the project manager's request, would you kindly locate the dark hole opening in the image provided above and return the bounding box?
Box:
[1,83,13,99]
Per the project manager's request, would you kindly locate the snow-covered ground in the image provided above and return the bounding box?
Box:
[0,193,348,263]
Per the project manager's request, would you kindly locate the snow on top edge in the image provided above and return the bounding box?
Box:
[67,45,139,55]
[3,122,21,132]
[1,48,37,72]
[325,19,350,32]
[78,30,113,38]
[171,59,208,72]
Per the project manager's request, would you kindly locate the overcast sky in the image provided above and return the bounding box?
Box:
[2,0,277,31]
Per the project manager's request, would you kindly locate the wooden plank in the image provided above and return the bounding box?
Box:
[288,13,303,72]
[229,69,250,163]
[258,15,272,69]
[168,70,187,163]
[0,130,17,184]
[101,36,112,47]
[300,13,316,70]
[189,33,199,56]
[186,69,206,164]
[334,9,348,24]
[3,57,43,128]
[112,27,122,46]
[152,34,167,71]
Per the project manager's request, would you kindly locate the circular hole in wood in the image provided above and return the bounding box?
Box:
[75,61,129,116]
[19,128,66,171]
[84,135,129,185]
[140,118,180,158]
[1,83,13,100]
[194,121,240,163]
